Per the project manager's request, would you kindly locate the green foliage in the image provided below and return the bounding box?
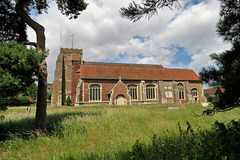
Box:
[0,96,33,109]
[22,83,38,99]
[199,0,240,112]
[0,104,239,159]
[204,93,220,104]
[128,120,240,160]
[65,96,72,106]
[0,42,44,110]
[47,93,52,101]
[15,96,32,106]
[131,140,145,160]
[16,0,88,20]
[55,0,88,19]
[217,0,240,45]
[120,0,180,22]
[0,0,27,43]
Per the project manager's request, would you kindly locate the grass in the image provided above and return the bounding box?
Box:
[0,103,239,159]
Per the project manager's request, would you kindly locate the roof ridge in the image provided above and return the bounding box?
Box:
[85,61,161,66]
[85,61,163,66]
[82,63,193,71]
[82,64,163,69]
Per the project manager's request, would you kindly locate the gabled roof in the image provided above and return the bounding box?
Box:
[79,64,201,81]
[107,78,127,94]
[204,86,224,96]
[84,62,163,68]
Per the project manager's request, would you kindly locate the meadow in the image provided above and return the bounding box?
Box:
[0,104,239,160]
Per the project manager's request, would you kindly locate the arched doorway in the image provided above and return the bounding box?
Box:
[116,95,125,105]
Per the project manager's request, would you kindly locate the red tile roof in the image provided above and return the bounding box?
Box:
[204,86,224,96]
[204,87,218,96]
[84,62,163,68]
[79,64,200,81]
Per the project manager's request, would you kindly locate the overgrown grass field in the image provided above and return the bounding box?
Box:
[0,104,239,159]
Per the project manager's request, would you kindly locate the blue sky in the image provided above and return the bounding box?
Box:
[27,0,231,87]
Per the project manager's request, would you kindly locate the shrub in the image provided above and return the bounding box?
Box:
[128,120,240,160]
[65,96,72,106]
[47,93,52,100]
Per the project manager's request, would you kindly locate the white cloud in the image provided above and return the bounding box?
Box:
[27,0,231,83]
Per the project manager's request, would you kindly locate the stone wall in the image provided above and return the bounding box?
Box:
[75,79,206,106]
[52,48,206,106]
[51,48,82,106]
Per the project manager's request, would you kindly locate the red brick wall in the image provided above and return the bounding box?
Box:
[111,81,130,103]
[71,60,81,103]
[80,79,163,104]
[82,79,142,103]
[83,79,118,102]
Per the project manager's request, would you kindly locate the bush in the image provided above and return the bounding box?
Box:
[47,93,52,100]
[129,120,240,160]
[204,93,220,104]
[65,96,72,106]
[0,96,32,108]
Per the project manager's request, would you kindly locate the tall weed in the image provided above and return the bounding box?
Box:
[128,120,240,160]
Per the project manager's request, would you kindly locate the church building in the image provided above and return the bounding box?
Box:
[51,48,206,106]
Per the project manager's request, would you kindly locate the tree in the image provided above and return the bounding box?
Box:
[199,0,240,113]
[121,0,240,112]
[22,83,38,99]
[65,96,72,106]
[120,0,180,22]
[13,0,88,132]
[47,93,52,101]
[0,0,27,43]
[0,42,44,110]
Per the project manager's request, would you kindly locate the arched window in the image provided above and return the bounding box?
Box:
[178,83,185,100]
[146,84,156,100]
[164,86,173,98]
[89,84,101,101]
[191,88,198,97]
[128,84,138,100]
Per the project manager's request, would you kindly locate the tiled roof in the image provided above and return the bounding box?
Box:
[79,64,200,81]
[84,62,163,68]
[204,87,218,96]
[204,86,224,96]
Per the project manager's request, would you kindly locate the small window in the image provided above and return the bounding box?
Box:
[89,84,101,101]
[178,83,185,100]
[146,84,156,100]
[164,86,173,98]
[128,84,138,100]
[165,90,173,98]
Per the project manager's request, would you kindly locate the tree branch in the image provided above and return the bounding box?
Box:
[23,41,38,48]
[120,0,180,22]
[15,0,45,50]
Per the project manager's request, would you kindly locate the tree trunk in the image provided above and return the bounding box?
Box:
[16,0,48,132]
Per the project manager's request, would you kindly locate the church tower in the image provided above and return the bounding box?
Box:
[51,48,83,106]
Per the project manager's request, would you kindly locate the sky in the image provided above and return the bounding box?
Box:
[27,0,231,88]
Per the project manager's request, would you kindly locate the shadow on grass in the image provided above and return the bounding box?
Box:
[0,111,102,141]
